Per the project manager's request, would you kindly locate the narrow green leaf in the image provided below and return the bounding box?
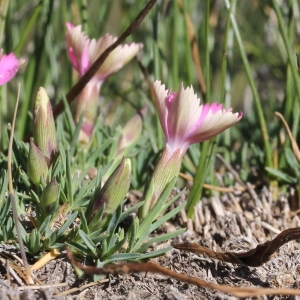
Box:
[78,229,96,254]
[119,201,144,224]
[127,217,139,252]
[103,235,128,260]
[104,253,142,264]
[66,241,95,258]
[139,246,173,260]
[138,229,186,253]
[265,167,297,183]
[137,177,177,239]
[69,113,84,156]
[60,94,75,135]
[152,202,186,233]
[78,210,89,234]
[284,148,300,177]
[65,150,73,206]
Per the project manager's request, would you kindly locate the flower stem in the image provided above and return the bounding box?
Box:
[271,0,300,137]
[224,0,272,168]
[186,140,211,218]
[186,0,212,218]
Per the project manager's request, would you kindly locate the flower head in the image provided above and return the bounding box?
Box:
[0,51,20,85]
[65,22,143,142]
[140,81,242,218]
[116,106,147,157]
[153,80,243,156]
[65,22,143,82]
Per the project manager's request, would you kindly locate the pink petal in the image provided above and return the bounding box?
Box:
[186,108,242,144]
[164,83,203,151]
[65,22,91,75]
[152,80,169,137]
[65,24,143,81]
[152,81,243,154]
[66,22,74,30]
[189,102,223,133]
[0,53,19,85]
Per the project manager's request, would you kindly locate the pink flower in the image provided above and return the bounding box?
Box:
[65,22,143,142]
[153,80,243,156]
[139,81,242,218]
[0,51,20,85]
[65,22,143,82]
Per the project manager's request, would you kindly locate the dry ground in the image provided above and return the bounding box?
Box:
[1,183,300,300]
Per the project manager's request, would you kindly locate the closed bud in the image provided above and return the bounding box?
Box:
[27,138,49,185]
[87,158,131,222]
[40,178,59,212]
[34,87,57,164]
[116,106,147,157]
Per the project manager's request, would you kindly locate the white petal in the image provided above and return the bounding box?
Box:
[166,84,202,147]
[187,109,242,144]
[89,34,142,81]
[152,80,169,137]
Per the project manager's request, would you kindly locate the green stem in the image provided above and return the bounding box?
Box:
[186,0,212,218]
[19,0,54,139]
[186,140,211,217]
[152,5,163,150]
[79,0,88,32]
[0,0,9,48]
[220,0,235,146]
[204,0,211,103]
[271,0,300,103]
[171,0,179,89]
[181,1,193,84]
[224,0,272,168]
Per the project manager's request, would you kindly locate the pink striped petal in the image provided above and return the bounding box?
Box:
[65,23,143,80]
[65,22,91,75]
[152,80,243,155]
[89,34,143,81]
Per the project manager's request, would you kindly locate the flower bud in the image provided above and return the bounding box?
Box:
[74,81,101,144]
[27,138,49,185]
[34,87,57,164]
[116,106,147,158]
[87,158,131,222]
[40,178,59,212]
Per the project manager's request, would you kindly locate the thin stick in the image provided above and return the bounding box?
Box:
[53,0,158,118]
[7,84,34,284]
[67,248,300,298]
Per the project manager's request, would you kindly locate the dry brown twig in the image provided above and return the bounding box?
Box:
[173,227,300,267]
[66,243,300,298]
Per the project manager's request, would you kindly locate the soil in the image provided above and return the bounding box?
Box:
[0,182,300,300]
